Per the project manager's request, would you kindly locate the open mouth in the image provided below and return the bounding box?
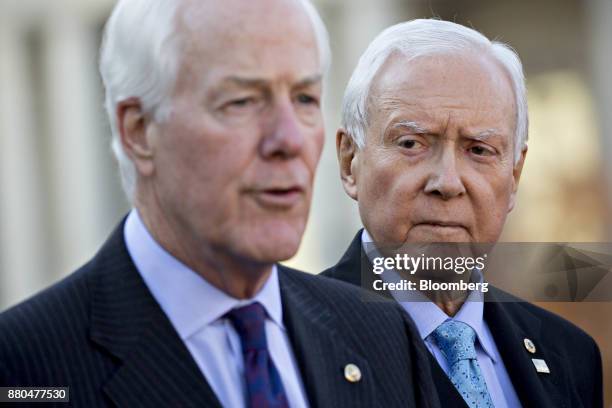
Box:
[252,186,304,208]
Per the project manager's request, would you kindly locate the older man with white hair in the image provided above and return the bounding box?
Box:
[0,1,438,407]
[323,19,603,408]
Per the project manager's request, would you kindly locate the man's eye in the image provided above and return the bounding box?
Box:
[229,97,254,107]
[470,145,494,156]
[221,97,262,114]
[399,139,423,149]
[296,93,318,105]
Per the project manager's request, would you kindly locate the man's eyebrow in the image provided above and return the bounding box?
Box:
[294,74,323,88]
[220,74,323,88]
[468,128,503,140]
[392,121,430,134]
[220,76,268,88]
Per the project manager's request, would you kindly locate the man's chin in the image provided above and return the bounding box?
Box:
[407,225,472,243]
[238,221,305,264]
[245,242,300,265]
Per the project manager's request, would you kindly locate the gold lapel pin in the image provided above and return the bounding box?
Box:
[531,358,550,374]
[524,338,536,354]
[344,363,362,383]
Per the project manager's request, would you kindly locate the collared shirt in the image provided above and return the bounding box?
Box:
[124,209,309,408]
[362,229,522,408]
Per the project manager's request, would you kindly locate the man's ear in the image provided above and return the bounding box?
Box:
[337,128,360,200]
[508,145,528,213]
[116,98,155,177]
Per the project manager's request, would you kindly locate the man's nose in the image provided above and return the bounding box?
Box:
[424,148,466,199]
[260,98,305,160]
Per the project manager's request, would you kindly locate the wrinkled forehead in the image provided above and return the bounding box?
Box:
[368,51,517,129]
[175,0,316,56]
[372,51,513,101]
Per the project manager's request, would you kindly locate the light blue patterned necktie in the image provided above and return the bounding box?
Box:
[431,320,494,408]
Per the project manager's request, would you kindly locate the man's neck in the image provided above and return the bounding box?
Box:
[135,204,273,300]
[432,296,467,317]
[390,266,471,317]
[365,232,475,317]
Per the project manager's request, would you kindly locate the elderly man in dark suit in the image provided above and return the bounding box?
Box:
[323,19,603,408]
[0,1,438,407]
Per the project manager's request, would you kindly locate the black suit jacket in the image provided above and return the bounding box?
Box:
[322,231,604,408]
[0,222,440,408]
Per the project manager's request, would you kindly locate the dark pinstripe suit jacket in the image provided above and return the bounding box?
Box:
[0,222,440,408]
[322,231,604,408]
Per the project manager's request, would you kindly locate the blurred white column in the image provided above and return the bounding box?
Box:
[43,10,110,276]
[0,19,49,308]
[587,0,612,240]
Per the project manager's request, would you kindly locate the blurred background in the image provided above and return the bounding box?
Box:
[0,0,610,403]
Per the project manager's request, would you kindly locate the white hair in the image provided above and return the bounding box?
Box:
[99,0,331,202]
[341,19,528,164]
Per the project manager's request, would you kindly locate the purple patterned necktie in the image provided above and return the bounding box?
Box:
[226,302,290,408]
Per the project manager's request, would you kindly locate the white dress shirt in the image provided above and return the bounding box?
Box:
[362,229,522,408]
[124,209,309,408]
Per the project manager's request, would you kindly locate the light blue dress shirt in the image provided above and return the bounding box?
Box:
[124,210,309,408]
[361,229,522,408]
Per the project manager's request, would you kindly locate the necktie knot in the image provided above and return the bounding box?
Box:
[226,302,267,351]
[431,320,477,365]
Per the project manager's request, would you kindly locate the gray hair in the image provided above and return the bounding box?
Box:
[99,0,331,202]
[341,19,528,163]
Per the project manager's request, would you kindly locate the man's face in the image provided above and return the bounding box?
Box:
[342,52,525,244]
[145,0,324,263]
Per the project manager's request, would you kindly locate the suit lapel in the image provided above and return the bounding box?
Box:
[326,232,465,406]
[326,231,364,287]
[329,230,393,300]
[426,352,468,407]
[485,289,567,408]
[328,231,573,407]
[88,223,222,408]
[279,266,377,408]
[329,232,572,407]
